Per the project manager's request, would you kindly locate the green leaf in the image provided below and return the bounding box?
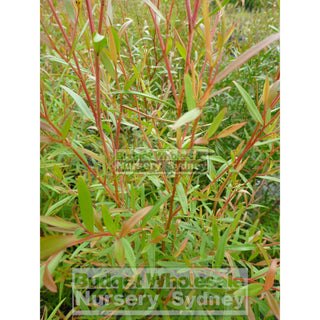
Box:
[226,244,256,251]
[77,177,94,233]
[101,49,116,79]
[176,42,186,60]
[156,261,187,267]
[206,108,227,138]
[184,74,196,111]
[41,235,76,260]
[114,239,125,267]
[61,85,94,120]
[169,108,202,130]
[215,227,229,267]
[141,194,170,227]
[121,238,136,271]
[212,216,220,249]
[61,114,73,139]
[40,216,78,229]
[110,27,120,53]
[45,196,73,216]
[230,208,245,234]
[176,183,188,215]
[47,298,66,320]
[233,81,263,125]
[108,90,175,109]
[256,175,280,183]
[234,283,264,297]
[166,37,173,55]
[102,205,117,235]
[93,31,107,54]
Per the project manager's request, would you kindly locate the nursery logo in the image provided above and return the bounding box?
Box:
[115,148,210,175]
[72,267,248,317]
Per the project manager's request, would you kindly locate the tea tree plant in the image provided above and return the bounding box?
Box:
[40,0,280,318]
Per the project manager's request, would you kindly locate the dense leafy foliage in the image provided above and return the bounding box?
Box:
[40,0,279,318]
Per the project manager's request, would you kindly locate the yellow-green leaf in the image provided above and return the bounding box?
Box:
[169,108,202,130]
[184,74,196,111]
[77,177,94,233]
[121,238,136,270]
[176,182,188,215]
[40,216,78,229]
[61,85,94,120]
[233,81,263,125]
[102,205,117,235]
[114,239,125,267]
[234,283,264,297]
[206,108,227,138]
[40,235,76,260]
[215,227,229,267]
[176,42,186,60]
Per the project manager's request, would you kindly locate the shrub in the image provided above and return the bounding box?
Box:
[40,0,280,318]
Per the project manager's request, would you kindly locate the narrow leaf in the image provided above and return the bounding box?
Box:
[234,81,263,125]
[110,27,120,53]
[121,238,136,270]
[40,235,76,260]
[101,49,116,79]
[61,85,94,120]
[265,291,280,319]
[61,114,73,139]
[77,176,94,233]
[234,283,264,297]
[102,205,117,235]
[174,238,189,258]
[43,264,57,293]
[264,259,278,290]
[184,74,196,111]
[169,108,202,130]
[267,80,280,109]
[40,251,64,289]
[206,108,227,138]
[214,33,280,84]
[215,227,230,267]
[120,206,153,238]
[141,194,170,227]
[47,298,66,320]
[108,90,176,109]
[216,122,246,139]
[141,0,165,21]
[262,75,270,108]
[243,297,256,320]
[176,183,188,215]
[212,216,220,248]
[40,216,78,229]
[106,0,113,26]
[119,19,133,39]
[114,239,125,267]
[166,37,173,55]
[176,42,186,60]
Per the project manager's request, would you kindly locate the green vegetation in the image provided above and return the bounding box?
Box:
[40,0,279,319]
